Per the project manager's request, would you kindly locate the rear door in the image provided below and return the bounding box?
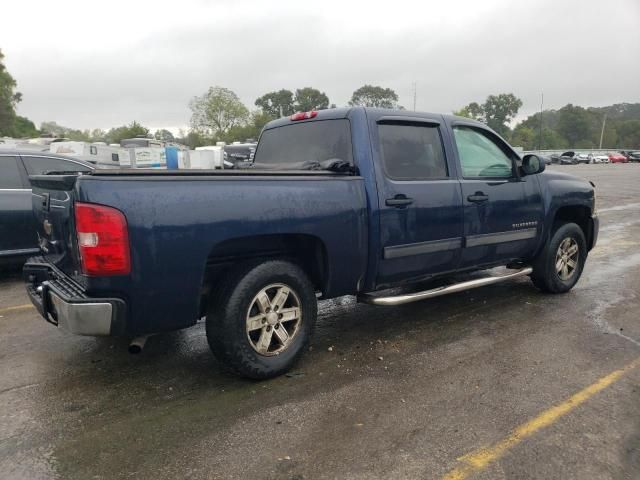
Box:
[0,154,38,256]
[450,123,543,268]
[371,115,464,287]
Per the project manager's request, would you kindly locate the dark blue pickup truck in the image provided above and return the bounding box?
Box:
[24,107,598,378]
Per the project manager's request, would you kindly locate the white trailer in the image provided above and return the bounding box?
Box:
[189,147,225,169]
[49,141,131,168]
[119,147,167,168]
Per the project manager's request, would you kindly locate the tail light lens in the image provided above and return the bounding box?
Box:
[75,202,131,276]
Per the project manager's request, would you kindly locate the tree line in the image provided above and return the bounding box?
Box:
[2,48,638,150]
[455,95,640,150]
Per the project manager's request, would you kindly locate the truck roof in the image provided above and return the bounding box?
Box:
[262,106,484,131]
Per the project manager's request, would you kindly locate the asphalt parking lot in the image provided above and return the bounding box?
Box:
[1,164,639,480]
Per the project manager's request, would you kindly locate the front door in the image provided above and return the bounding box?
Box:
[373,116,464,287]
[451,124,543,268]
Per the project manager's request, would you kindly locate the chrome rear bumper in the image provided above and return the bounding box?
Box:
[48,290,113,335]
[24,257,126,336]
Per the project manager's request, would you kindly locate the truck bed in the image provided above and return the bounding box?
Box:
[29,171,369,335]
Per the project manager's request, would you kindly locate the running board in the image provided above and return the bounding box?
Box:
[358,267,533,306]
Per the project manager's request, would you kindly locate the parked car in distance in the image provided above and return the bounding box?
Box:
[574,153,593,164]
[609,152,628,163]
[25,107,598,379]
[593,154,610,164]
[0,150,94,265]
[559,151,578,165]
[621,151,640,162]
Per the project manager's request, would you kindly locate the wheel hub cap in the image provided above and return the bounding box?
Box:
[245,283,302,356]
[555,237,579,281]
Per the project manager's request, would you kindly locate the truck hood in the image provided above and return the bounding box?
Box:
[539,169,592,186]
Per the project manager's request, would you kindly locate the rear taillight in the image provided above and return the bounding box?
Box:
[290,111,318,121]
[75,202,131,276]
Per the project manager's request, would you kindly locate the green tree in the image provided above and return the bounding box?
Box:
[616,120,640,148]
[510,125,535,149]
[454,94,522,137]
[482,93,523,138]
[104,121,150,144]
[556,104,595,147]
[40,121,68,137]
[348,85,399,108]
[255,89,295,118]
[91,128,106,142]
[453,102,484,121]
[294,87,329,112]
[222,111,273,143]
[176,129,208,149]
[190,86,249,137]
[154,128,175,142]
[0,49,22,136]
[11,115,38,137]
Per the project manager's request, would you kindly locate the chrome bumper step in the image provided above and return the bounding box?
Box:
[358,267,533,306]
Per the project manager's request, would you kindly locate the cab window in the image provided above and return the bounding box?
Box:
[453,126,514,178]
[378,123,448,180]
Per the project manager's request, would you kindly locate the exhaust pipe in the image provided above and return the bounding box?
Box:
[128,335,151,354]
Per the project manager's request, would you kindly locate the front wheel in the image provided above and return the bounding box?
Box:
[206,260,317,379]
[531,222,587,293]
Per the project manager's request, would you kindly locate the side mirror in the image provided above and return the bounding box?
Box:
[521,154,545,176]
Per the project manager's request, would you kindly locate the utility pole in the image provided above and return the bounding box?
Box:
[599,112,607,149]
[538,92,544,151]
[412,82,417,111]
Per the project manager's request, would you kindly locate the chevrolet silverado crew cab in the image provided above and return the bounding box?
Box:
[24,107,598,378]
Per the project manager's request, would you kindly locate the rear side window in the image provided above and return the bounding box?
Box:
[22,156,92,175]
[378,123,448,180]
[254,119,352,169]
[0,156,24,188]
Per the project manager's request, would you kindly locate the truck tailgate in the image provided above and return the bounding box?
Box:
[29,174,84,278]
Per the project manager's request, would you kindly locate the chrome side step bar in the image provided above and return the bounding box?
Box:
[358,267,533,306]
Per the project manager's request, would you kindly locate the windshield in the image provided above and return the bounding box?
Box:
[252,119,353,171]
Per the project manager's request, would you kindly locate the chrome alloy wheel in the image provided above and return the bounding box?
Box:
[555,237,579,280]
[246,283,302,356]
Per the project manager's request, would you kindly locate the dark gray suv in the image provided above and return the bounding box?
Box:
[0,150,93,264]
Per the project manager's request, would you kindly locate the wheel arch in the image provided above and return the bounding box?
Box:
[552,205,594,250]
[198,233,328,317]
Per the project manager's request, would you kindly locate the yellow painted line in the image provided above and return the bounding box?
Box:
[0,304,34,315]
[443,357,640,480]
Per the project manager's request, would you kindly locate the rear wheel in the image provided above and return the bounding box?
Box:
[531,222,587,293]
[206,260,317,379]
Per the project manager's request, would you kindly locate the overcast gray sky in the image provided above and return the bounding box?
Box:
[3,0,639,133]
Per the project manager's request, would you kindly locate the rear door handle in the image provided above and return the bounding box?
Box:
[467,192,489,203]
[386,195,413,207]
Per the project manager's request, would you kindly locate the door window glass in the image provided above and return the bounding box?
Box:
[22,156,92,175]
[0,156,24,188]
[378,123,448,180]
[453,126,514,177]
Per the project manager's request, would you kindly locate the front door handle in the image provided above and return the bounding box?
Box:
[467,192,489,203]
[386,195,413,207]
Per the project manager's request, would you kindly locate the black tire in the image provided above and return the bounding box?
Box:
[206,259,317,379]
[531,222,587,293]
